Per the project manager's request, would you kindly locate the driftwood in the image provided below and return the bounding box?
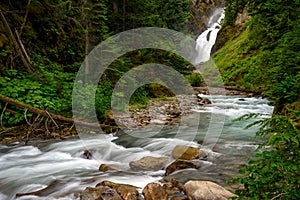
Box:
[0,93,117,130]
[0,10,33,73]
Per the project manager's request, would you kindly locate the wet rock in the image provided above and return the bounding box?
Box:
[129,156,169,171]
[142,183,167,200]
[99,164,117,172]
[162,178,186,199]
[81,150,93,159]
[16,180,63,197]
[183,181,234,200]
[81,185,122,200]
[165,160,201,176]
[97,181,139,200]
[172,145,206,160]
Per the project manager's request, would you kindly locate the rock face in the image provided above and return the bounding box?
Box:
[142,183,167,200]
[165,160,201,176]
[129,156,169,171]
[183,181,234,200]
[172,145,206,160]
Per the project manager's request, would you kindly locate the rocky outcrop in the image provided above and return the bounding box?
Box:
[183,181,234,200]
[142,183,167,200]
[172,145,206,160]
[129,156,169,171]
[165,160,201,176]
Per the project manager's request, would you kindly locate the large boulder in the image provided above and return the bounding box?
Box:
[81,186,122,200]
[172,145,206,160]
[97,181,139,200]
[183,181,234,200]
[142,182,167,200]
[129,156,169,171]
[162,179,187,199]
[99,163,128,172]
[165,160,201,176]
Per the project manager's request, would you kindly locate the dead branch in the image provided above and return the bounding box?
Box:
[45,110,59,129]
[24,109,32,126]
[20,0,31,36]
[0,10,33,73]
[0,102,8,129]
[15,29,31,64]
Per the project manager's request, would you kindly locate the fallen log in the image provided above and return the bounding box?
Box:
[0,94,117,130]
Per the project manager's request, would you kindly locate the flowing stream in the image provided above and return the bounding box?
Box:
[0,8,274,200]
[0,96,273,200]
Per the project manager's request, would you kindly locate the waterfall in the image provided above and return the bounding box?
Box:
[195,8,225,64]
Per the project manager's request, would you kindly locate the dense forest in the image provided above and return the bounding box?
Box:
[0,0,195,127]
[0,0,299,199]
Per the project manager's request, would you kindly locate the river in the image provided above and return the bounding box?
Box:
[0,95,273,200]
[0,7,274,200]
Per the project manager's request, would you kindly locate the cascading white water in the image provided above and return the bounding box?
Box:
[0,95,273,200]
[195,8,225,64]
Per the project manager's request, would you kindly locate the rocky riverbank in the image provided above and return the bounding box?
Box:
[114,86,263,133]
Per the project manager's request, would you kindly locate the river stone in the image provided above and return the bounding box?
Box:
[142,182,167,200]
[165,160,201,176]
[172,145,205,160]
[129,156,169,171]
[183,181,234,200]
[16,180,63,197]
[96,181,139,200]
[162,179,186,199]
[81,185,122,200]
[99,164,116,172]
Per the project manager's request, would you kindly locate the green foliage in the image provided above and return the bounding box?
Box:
[0,0,193,127]
[95,81,113,119]
[223,0,247,26]
[0,68,74,125]
[217,2,300,198]
[232,111,300,199]
[215,0,300,109]
[185,73,203,87]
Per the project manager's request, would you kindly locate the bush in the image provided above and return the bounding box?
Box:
[232,111,300,199]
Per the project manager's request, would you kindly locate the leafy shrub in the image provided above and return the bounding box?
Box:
[232,111,300,199]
